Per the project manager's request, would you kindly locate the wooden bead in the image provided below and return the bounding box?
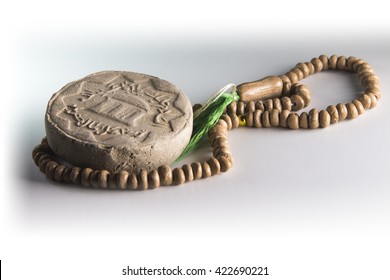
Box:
[299,112,309,128]
[286,71,299,84]
[108,172,117,189]
[237,76,283,102]
[347,56,357,71]
[352,100,365,115]
[287,113,299,129]
[280,74,291,85]
[336,56,347,70]
[207,157,221,175]
[295,85,311,105]
[117,170,129,190]
[62,167,72,184]
[255,101,265,111]
[216,119,229,130]
[270,109,280,127]
[280,110,290,128]
[292,68,304,80]
[33,152,47,166]
[98,170,109,189]
[45,161,58,180]
[158,165,172,186]
[326,105,339,124]
[230,114,239,129]
[237,101,245,115]
[54,164,66,182]
[311,57,323,72]
[148,170,160,189]
[360,94,372,110]
[281,96,292,111]
[319,110,331,128]
[245,112,254,127]
[227,101,237,115]
[273,98,282,111]
[246,101,255,112]
[319,55,329,70]
[173,167,185,185]
[191,162,202,179]
[309,108,319,129]
[138,170,148,190]
[81,167,93,187]
[261,111,271,128]
[290,95,305,111]
[39,158,51,173]
[201,162,212,178]
[218,156,232,172]
[182,164,194,182]
[329,55,338,70]
[220,114,232,130]
[352,59,365,72]
[89,170,100,188]
[264,99,273,111]
[368,93,377,109]
[296,62,310,77]
[306,62,315,75]
[282,81,292,96]
[346,103,358,119]
[69,167,82,184]
[128,172,138,189]
[336,103,348,120]
[253,109,262,128]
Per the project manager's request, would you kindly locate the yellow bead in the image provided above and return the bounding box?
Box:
[238,115,246,126]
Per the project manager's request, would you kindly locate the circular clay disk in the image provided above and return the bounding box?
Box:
[45,71,193,173]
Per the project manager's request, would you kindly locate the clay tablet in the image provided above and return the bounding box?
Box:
[45,71,193,173]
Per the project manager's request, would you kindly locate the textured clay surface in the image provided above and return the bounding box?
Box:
[45,71,193,173]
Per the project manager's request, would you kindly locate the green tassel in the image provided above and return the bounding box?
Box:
[177,84,239,161]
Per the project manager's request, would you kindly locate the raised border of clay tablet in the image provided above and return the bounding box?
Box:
[45,71,193,173]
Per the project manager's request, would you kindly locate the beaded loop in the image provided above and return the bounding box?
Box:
[33,55,380,189]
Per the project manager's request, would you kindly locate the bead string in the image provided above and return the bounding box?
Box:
[32,55,381,190]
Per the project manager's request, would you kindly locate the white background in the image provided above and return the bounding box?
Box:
[1,1,390,279]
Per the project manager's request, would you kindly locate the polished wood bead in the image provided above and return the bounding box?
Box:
[251,109,261,128]
[117,170,129,190]
[299,112,309,128]
[218,156,232,172]
[54,164,66,182]
[237,76,284,102]
[352,100,365,115]
[108,172,117,189]
[208,157,221,175]
[336,56,347,70]
[128,172,138,189]
[245,112,254,127]
[319,110,331,128]
[360,94,372,110]
[227,101,237,115]
[62,167,72,184]
[264,99,273,111]
[290,95,305,111]
[282,81,292,96]
[148,170,160,189]
[306,62,315,75]
[273,98,282,111]
[191,162,203,180]
[270,109,280,127]
[261,111,271,127]
[39,158,51,173]
[255,101,265,111]
[158,165,172,186]
[326,105,339,124]
[81,167,93,187]
[45,161,58,180]
[173,167,185,185]
[138,170,149,190]
[201,162,212,178]
[329,55,338,70]
[319,55,329,70]
[98,170,109,189]
[281,96,292,111]
[347,56,357,71]
[292,68,304,80]
[286,71,298,84]
[237,101,245,115]
[280,110,290,128]
[336,103,348,120]
[311,58,323,72]
[231,114,240,129]
[69,167,82,184]
[368,93,377,109]
[309,108,319,128]
[287,113,299,129]
[346,103,358,119]
[89,170,100,188]
[220,114,232,130]
[182,164,194,182]
[246,101,255,112]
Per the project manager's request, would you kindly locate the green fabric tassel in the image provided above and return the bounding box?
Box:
[177,84,239,161]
